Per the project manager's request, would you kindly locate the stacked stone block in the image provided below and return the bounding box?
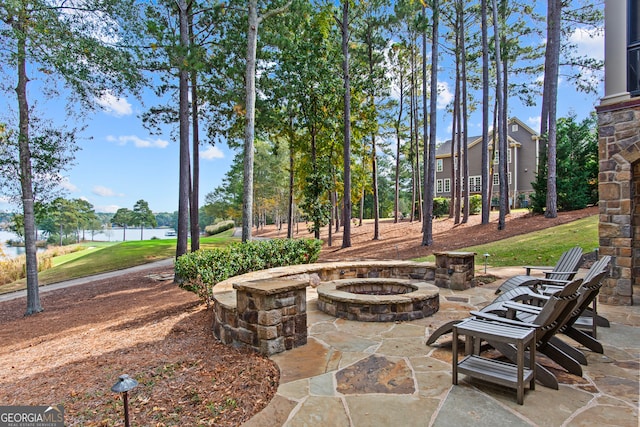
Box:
[217,279,308,356]
[597,98,640,305]
[434,252,476,290]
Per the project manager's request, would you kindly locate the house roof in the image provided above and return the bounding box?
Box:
[436,135,481,156]
[435,117,538,158]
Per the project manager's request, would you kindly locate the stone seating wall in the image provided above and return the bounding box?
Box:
[211,261,436,355]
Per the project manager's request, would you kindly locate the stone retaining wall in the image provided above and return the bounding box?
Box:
[211,261,436,355]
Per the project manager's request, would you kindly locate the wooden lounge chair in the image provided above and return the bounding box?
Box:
[505,267,610,358]
[495,246,583,295]
[493,255,612,334]
[428,278,583,389]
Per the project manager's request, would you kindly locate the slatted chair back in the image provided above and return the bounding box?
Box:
[531,278,583,337]
[558,269,609,333]
[581,255,611,283]
[545,246,583,281]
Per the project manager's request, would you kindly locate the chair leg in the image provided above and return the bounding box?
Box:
[564,327,604,354]
[539,343,583,376]
[426,320,461,346]
[548,336,588,365]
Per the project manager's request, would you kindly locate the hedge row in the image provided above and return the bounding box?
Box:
[204,220,235,236]
[174,238,322,306]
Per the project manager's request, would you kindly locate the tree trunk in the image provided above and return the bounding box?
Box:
[242,1,259,242]
[423,0,438,246]
[328,187,334,246]
[544,0,561,218]
[287,139,294,239]
[413,69,422,223]
[189,12,200,252]
[492,0,507,230]
[16,24,42,315]
[481,0,490,224]
[371,132,380,239]
[341,1,352,248]
[460,1,469,224]
[501,8,510,215]
[176,0,190,258]
[421,4,429,234]
[394,72,404,224]
[409,42,416,223]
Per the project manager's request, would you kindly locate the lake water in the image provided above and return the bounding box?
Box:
[0,228,176,258]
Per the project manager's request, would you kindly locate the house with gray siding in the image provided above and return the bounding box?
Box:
[434,117,540,208]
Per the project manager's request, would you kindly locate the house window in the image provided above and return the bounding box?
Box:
[444,178,451,193]
[436,159,443,172]
[630,0,640,96]
[494,150,511,164]
[469,176,482,192]
[492,173,512,186]
[512,124,519,132]
[436,179,443,193]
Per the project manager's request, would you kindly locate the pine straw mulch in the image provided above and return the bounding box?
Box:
[0,267,279,426]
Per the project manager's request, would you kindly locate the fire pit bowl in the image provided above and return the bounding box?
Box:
[316,278,439,322]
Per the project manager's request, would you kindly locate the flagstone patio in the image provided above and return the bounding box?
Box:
[242,267,640,427]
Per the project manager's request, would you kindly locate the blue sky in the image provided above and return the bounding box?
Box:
[0,20,604,215]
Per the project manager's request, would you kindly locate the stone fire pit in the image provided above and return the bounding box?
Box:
[317,278,440,322]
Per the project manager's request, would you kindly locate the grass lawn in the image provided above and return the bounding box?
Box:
[415,215,599,267]
[0,229,238,293]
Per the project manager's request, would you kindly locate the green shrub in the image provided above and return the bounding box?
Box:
[433,198,450,218]
[46,234,77,246]
[468,195,482,215]
[204,220,235,236]
[174,238,323,306]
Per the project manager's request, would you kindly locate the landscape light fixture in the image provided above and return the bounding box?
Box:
[483,253,490,274]
[111,374,138,427]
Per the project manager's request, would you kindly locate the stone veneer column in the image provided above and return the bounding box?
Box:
[434,252,476,290]
[234,278,307,355]
[597,98,640,305]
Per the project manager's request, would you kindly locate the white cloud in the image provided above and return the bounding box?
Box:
[200,146,224,160]
[437,82,453,110]
[569,27,604,62]
[59,177,79,193]
[96,204,121,214]
[96,91,132,117]
[92,186,124,197]
[107,135,169,149]
[528,116,542,131]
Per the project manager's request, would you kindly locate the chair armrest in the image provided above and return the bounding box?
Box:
[523,265,554,275]
[543,270,578,278]
[501,301,543,315]
[470,311,540,328]
[539,278,570,285]
[539,285,563,296]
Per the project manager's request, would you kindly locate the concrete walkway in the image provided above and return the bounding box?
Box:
[244,267,640,427]
[0,258,174,303]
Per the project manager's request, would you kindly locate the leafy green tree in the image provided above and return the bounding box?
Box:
[111,208,134,241]
[73,199,99,242]
[132,199,157,240]
[0,0,144,315]
[531,114,598,213]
